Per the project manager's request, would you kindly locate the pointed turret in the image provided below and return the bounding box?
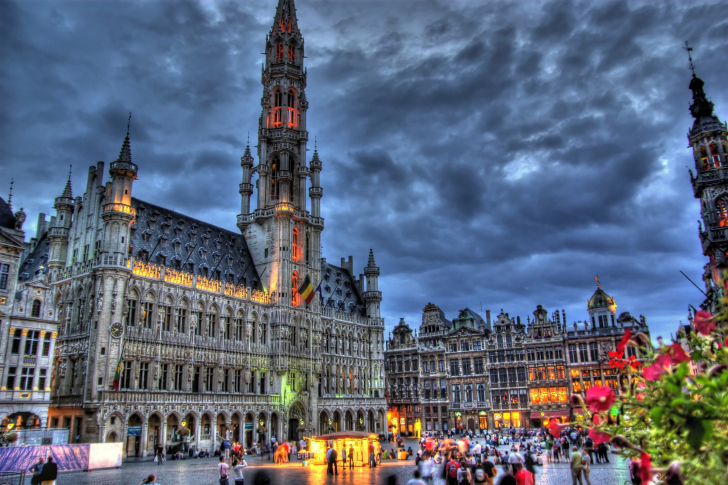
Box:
[49,168,75,270]
[363,249,382,320]
[239,136,255,217]
[61,177,73,199]
[102,118,138,257]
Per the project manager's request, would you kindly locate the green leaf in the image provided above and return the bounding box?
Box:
[650,407,664,423]
[685,415,706,451]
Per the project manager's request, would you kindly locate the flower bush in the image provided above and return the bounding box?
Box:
[581,285,728,484]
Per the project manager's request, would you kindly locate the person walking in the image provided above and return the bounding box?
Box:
[38,456,58,485]
[219,456,230,485]
[342,445,348,469]
[569,446,584,485]
[348,444,355,469]
[29,457,44,485]
[544,437,553,463]
[581,447,592,485]
[327,445,338,475]
[369,441,376,468]
[406,469,428,485]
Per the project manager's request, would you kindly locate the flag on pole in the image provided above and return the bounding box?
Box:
[297,275,315,304]
[315,281,323,305]
[112,343,124,391]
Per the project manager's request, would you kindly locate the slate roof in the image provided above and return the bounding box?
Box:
[130,198,262,290]
[0,197,15,230]
[18,232,50,283]
[319,262,364,315]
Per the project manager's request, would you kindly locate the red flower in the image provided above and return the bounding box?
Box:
[588,428,611,445]
[640,452,652,484]
[550,420,565,438]
[643,354,672,381]
[585,386,616,413]
[666,343,690,364]
[628,355,642,370]
[693,311,716,336]
[616,328,632,354]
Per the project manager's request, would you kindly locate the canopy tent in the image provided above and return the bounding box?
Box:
[307,432,380,466]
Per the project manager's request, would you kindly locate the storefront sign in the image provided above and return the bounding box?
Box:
[127,426,141,437]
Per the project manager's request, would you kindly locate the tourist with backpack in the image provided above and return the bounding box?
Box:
[445,456,460,485]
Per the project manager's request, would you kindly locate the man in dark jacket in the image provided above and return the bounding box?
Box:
[39,456,58,485]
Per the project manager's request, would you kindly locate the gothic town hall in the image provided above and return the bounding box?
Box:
[1,0,387,457]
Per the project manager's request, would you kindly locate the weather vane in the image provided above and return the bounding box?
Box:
[595,275,600,288]
[683,41,696,76]
[126,112,132,136]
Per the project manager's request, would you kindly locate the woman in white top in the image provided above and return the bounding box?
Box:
[233,457,248,485]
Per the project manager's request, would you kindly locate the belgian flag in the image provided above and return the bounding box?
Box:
[112,343,124,391]
[297,275,315,305]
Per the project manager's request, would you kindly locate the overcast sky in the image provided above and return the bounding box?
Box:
[2,0,727,341]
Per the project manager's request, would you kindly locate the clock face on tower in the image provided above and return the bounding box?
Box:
[110,322,124,338]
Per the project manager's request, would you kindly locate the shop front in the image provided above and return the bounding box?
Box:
[531,410,570,428]
[478,411,488,430]
[307,432,381,467]
[492,411,522,428]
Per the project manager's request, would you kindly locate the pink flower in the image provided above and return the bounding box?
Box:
[643,354,671,381]
[585,386,616,413]
[693,311,716,336]
[666,343,690,364]
[588,428,611,445]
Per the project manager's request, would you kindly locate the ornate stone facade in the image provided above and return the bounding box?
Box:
[385,284,649,434]
[4,0,386,457]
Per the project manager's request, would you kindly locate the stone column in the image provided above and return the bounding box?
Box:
[140,417,149,457]
[194,418,202,452]
[161,418,168,452]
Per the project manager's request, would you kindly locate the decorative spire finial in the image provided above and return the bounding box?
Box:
[127,112,132,137]
[683,41,696,76]
[314,136,317,151]
[7,179,13,210]
[595,275,600,288]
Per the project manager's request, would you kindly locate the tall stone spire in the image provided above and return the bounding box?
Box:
[61,166,73,198]
[272,0,300,35]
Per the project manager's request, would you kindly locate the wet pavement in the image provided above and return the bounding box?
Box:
[33,438,633,485]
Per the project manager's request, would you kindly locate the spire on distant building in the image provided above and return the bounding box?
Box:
[7,179,13,210]
[117,112,133,163]
[61,165,73,198]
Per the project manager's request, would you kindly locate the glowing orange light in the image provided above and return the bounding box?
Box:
[132,260,162,280]
[165,268,193,287]
[224,283,248,300]
[196,275,222,293]
[250,289,270,304]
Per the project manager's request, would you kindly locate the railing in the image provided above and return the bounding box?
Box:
[51,395,83,407]
[102,203,136,218]
[97,390,282,407]
[22,356,36,365]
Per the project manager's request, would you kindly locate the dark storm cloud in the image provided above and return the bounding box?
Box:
[2,0,727,342]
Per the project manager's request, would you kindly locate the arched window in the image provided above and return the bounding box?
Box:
[292,271,299,306]
[287,90,296,128]
[276,42,284,62]
[271,156,279,199]
[31,299,41,318]
[292,228,300,261]
[288,43,295,62]
[465,385,473,403]
[700,146,709,170]
[305,233,310,265]
[717,198,728,226]
[710,143,721,168]
[273,91,282,127]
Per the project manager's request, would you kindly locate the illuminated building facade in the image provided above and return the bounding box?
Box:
[0,199,59,432]
[384,284,649,433]
[685,55,728,312]
[3,0,386,456]
[384,319,421,437]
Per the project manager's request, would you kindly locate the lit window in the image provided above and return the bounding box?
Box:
[292,271,299,306]
[718,198,728,227]
[709,143,721,168]
[276,42,284,62]
[292,228,300,261]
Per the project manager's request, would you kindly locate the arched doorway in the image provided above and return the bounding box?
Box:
[245,413,254,447]
[182,413,196,451]
[345,410,354,431]
[147,414,162,455]
[356,410,365,431]
[167,414,181,451]
[257,412,267,443]
[127,414,143,457]
[332,410,342,432]
[377,409,386,435]
[467,417,475,431]
[107,431,118,442]
[288,402,305,441]
[368,410,375,433]
[231,413,241,444]
[2,412,41,430]
[270,413,279,441]
[217,413,227,442]
[319,411,330,435]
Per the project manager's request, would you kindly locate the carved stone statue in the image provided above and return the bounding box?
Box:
[13,208,26,230]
